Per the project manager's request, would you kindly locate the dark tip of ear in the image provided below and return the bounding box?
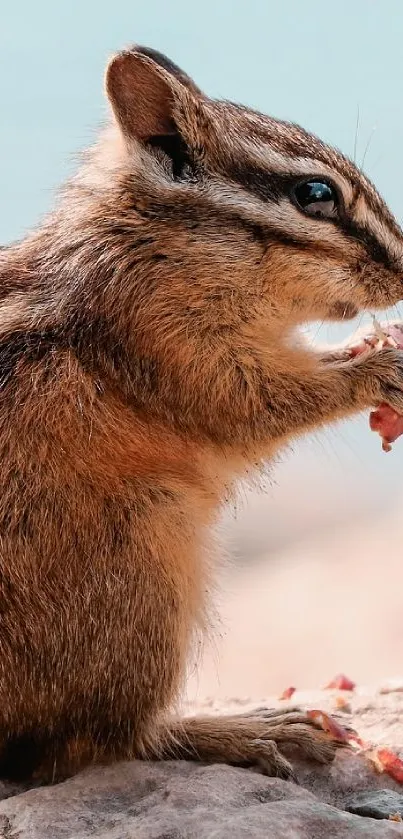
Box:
[132,46,203,95]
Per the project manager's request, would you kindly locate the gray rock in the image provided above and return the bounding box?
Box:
[345,789,403,820]
[1,686,403,839]
[0,760,402,839]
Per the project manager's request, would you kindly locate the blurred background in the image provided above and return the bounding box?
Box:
[1,0,403,699]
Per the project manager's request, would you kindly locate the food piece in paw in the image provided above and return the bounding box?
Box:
[374,321,403,347]
[369,403,403,452]
[349,320,401,356]
[349,319,403,452]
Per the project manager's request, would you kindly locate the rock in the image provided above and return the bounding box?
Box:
[1,686,403,837]
[292,750,403,811]
[345,789,403,820]
[0,760,402,839]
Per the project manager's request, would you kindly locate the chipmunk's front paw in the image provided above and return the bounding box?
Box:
[356,347,403,413]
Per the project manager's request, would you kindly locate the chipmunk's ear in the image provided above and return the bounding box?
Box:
[105,46,202,145]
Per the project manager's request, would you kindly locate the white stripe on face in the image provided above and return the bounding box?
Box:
[238,141,355,205]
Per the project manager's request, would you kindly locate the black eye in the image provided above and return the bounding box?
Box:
[292,179,339,219]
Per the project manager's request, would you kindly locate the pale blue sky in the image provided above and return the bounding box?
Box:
[1,1,403,493]
[1,0,403,243]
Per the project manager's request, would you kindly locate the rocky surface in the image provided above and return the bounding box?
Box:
[1,685,403,838]
[345,789,403,819]
[1,760,403,839]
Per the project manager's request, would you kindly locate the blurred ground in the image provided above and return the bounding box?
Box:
[186,420,403,702]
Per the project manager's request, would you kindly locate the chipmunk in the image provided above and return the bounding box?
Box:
[0,44,402,784]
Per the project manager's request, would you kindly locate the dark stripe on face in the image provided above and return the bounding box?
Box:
[242,221,342,256]
[131,159,399,270]
[339,219,395,268]
[226,163,399,269]
[225,162,297,203]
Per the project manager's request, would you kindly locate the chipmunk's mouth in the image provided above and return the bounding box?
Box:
[326,301,359,321]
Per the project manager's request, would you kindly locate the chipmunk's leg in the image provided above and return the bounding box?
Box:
[144,708,345,780]
[258,347,403,444]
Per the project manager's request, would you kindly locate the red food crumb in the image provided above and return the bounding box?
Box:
[324,673,356,691]
[279,686,296,700]
[375,748,403,784]
[306,709,351,742]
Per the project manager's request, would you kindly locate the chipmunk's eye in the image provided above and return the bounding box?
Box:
[292,179,339,219]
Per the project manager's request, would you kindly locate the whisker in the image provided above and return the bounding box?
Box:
[356,311,364,332]
[309,319,325,347]
[391,303,402,325]
[353,105,360,164]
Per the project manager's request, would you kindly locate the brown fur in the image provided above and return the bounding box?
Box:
[0,45,403,783]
